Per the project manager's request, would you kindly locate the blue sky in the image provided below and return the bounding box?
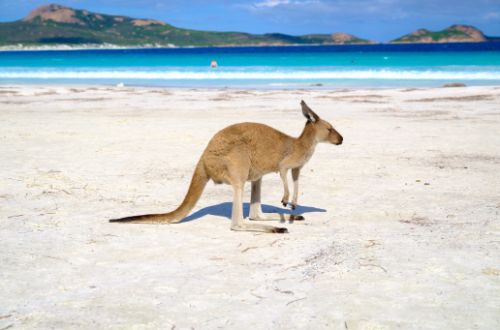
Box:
[1,0,499,41]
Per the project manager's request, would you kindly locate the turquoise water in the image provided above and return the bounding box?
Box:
[1,43,500,88]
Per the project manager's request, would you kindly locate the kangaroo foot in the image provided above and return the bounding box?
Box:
[249,213,303,222]
[231,223,289,233]
[272,227,289,233]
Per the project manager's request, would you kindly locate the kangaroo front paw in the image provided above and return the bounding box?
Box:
[281,199,288,207]
[290,214,305,221]
[291,203,297,210]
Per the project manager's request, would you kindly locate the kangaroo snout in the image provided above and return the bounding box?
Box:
[329,132,343,145]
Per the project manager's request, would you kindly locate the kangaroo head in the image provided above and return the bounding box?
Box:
[301,100,343,145]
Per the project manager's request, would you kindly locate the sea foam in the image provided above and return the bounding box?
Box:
[1,69,499,80]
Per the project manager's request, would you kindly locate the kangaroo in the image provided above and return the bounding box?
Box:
[110,100,343,233]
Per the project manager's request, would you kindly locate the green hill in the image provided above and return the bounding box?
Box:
[0,4,371,47]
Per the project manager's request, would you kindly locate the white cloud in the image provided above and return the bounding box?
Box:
[254,0,289,7]
[484,12,499,20]
[253,0,320,8]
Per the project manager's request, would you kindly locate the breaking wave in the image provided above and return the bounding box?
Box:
[1,69,500,80]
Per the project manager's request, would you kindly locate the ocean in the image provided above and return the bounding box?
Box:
[1,42,500,88]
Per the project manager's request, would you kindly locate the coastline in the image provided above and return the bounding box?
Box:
[0,43,177,52]
[1,84,499,328]
[0,42,363,52]
[1,40,498,52]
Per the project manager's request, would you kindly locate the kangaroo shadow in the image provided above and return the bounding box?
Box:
[182,202,326,223]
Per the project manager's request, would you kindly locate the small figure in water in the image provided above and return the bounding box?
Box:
[210,59,218,68]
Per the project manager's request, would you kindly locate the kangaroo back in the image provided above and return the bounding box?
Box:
[205,122,294,173]
[109,161,208,224]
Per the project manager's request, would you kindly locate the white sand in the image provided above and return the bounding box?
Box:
[0,85,499,329]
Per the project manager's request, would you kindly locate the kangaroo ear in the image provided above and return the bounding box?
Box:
[301,100,319,123]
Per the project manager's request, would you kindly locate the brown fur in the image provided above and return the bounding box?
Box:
[110,100,342,233]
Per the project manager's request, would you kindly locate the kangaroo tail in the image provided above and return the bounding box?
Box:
[109,161,209,224]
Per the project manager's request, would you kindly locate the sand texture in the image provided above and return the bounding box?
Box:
[0,85,499,329]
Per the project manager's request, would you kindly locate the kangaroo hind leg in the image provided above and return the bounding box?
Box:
[230,179,288,233]
[248,178,304,222]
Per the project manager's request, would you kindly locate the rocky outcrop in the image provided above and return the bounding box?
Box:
[132,19,166,27]
[448,25,486,42]
[392,25,487,43]
[23,4,84,25]
[331,33,370,44]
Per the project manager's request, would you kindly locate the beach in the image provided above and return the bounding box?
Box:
[0,85,499,329]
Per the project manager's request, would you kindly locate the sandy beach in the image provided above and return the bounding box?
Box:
[0,85,499,329]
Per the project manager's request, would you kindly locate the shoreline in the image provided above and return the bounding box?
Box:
[0,79,498,90]
[0,81,500,92]
[1,40,498,52]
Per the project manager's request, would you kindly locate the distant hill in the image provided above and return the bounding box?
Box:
[391,25,494,43]
[0,5,497,49]
[0,4,371,48]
